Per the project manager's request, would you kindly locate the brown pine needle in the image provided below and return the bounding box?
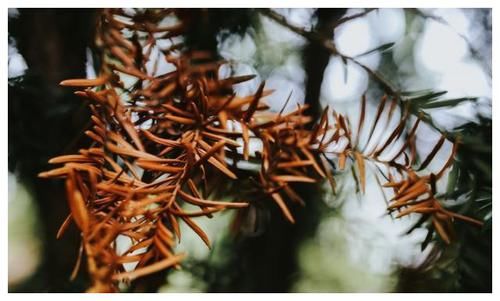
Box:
[339,153,347,170]
[354,152,366,193]
[243,81,266,122]
[65,177,89,234]
[112,253,187,281]
[419,135,446,171]
[277,160,314,169]
[207,156,237,179]
[271,175,316,183]
[432,217,451,244]
[70,242,84,281]
[60,76,109,87]
[136,160,185,173]
[56,214,73,240]
[242,123,250,160]
[165,114,196,125]
[271,192,295,224]
[178,189,248,208]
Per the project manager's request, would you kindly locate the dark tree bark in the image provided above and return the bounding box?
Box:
[9,9,97,292]
[303,9,346,122]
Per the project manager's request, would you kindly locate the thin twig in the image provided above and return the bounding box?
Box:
[258,8,459,141]
[258,8,397,94]
[332,8,377,28]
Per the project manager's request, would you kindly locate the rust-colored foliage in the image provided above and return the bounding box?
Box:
[39,8,482,292]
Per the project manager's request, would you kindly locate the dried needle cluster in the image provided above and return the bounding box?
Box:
[39,8,482,292]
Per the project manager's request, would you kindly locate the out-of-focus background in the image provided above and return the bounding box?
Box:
[8,8,492,292]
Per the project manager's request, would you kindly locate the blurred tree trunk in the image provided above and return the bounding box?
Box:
[303,9,346,123]
[204,8,346,292]
[9,8,97,292]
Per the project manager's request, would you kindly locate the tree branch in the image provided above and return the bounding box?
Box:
[258,8,461,142]
[258,8,397,94]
